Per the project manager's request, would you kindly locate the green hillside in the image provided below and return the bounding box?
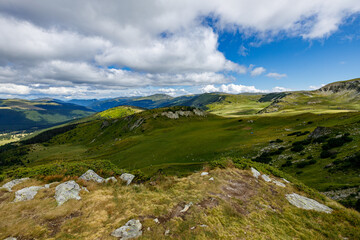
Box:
[0,99,95,132]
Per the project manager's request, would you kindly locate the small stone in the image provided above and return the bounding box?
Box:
[79,169,105,183]
[282,178,290,183]
[201,172,209,176]
[251,167,261,178]
[1,178,30,192]
[261,174,272,182]
[199,224,208,228]
[111,219,142,239]
[120,173,135,185]
[14,186,44,202]
[286,193,333,213]
[209,177,214,181]
[153,218,160,224]
[55,180,81,206]
[81,186,89,192]
[190,226,195,230]
[4,237,17,240]
[180,202,193,213]
[273,180,286,187]
[164,229,170,236]
[105,176,117,183]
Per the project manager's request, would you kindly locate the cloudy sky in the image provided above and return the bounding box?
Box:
[0,0,360,99]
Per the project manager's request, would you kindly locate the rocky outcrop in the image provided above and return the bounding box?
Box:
[251,167,260,178]
[318,79,360,93]
[308,126,332,139]
[13,186,44,202]
[1,178,29,192]
[79,170,105,183]
[272,180,285,187]
[120,173,135,185]
[161,109,206,119]
[261,174,272,182]
[111,219,142,239]
[322,187,360,201]
[55,181,82,206]
[286,193,333,213]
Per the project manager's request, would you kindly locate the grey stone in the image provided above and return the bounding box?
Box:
[4,237,17,240]
[164,229,170,236]
[261,174,272,182]
[282,178,290,183]
[44,182,59,188]
[153,218,160,224]
[13,186,44,202]
[273,180,286,187]
[55,180,81,206]
[180,202,193,213]
[105,176,118,183]
[286,193,333,213]
[251,167,261,178]
[201,172,209,176]
[120,173,135,185]
[111,219,142,239]
[1,178,29,192]
[79,169,105,183]
[209,177,214,181]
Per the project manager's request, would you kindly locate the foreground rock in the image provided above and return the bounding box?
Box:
[55,181,81,206]
[13,186,44,202]
[286,193,333,213]
[1,178,30,192]
[120,173,135,185]
[111,219,142,239]
[79,169,105,183]
[251,167,260,178]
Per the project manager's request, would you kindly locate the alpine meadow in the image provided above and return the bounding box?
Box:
[0,1,360,240]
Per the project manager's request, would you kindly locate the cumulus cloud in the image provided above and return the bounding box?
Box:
[0,0,359,98]
[266,72,287,79]
[272,86,291,92]
[250,67,266,76]
[201,84,266,94]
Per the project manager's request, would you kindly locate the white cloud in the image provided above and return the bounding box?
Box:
[251,67,266,76]
[201,84,266,94]
[266,72,287,79]
[0,83,31,94]
[309,84,325,90]
[272,86,291,92]
[0,0,359,98]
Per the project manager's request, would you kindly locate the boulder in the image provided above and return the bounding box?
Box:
[286,193,333,213]
[55,180,81,206]
[261,174,272,182]
[13,186,44,202]
[308,126,332,139]
[251,167,261,178]
[111,219,142,239]
[1,178,29,192]
[120,173,135,185]
[105,176,118,183]
[79,169,105,183]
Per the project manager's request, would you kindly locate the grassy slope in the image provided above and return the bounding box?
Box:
[2,107,359,193]
[0,166,359,240]
[0,99,94,132]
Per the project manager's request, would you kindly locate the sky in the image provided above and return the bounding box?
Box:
[0,0,360,100]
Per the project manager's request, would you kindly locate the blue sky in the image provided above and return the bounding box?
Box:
[0,1,359,99]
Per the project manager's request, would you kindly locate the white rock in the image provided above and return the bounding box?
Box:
[164,229,170,236]
[251,167,261,179]
[4,237,17,240]
[273,180,286,187]
[153,218,160,224]
[201,172,209,176]
[180,202,193,213]
[286,193,333,213]
[199,224,208,228]
[261,174,272,182]
[190,226,195,230]
[81,186,89,193]
[55,180,81,206]
[120,173,135,185]
[79,169,104,183]
[111,219,142,239]
[209,177,214,181]
[13,186,44,202]
[1,178,29,192]
[282,178,290,183]
[105,176,118,183]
